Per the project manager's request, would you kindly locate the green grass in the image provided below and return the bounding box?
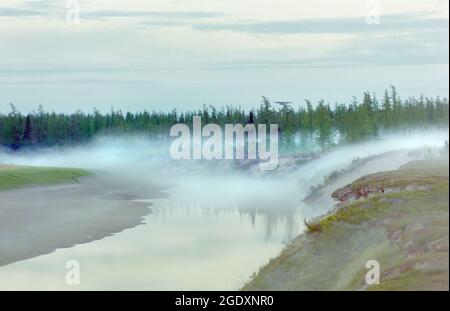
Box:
[314,165,450,234]
[0,165,90,191]
[244,158,449,291]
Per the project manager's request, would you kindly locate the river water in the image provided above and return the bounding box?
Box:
[0,175,305,290]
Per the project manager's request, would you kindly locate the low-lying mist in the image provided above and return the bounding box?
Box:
[0,128,448,219]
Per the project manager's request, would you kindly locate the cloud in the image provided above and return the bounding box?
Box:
[0,1,225,21]
[0,7,49,17]
[82,10,225,20]
[209,27,449,69]
[192,13,448,34]
[139,20,188,28]
[135,12,448,67]
[189,13,448,68]
[0,0,61,17]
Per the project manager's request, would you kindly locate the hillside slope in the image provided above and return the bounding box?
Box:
[243,158,449,290]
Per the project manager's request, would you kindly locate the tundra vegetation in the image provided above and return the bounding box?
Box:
[243,150,449,291]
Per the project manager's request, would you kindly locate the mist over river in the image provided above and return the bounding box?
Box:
[0,129,448,290]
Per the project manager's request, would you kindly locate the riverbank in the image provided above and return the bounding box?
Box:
[0,170,167,266]
[243,157,449,290]
[0,164,90,191]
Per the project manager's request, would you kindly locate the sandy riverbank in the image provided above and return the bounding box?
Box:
[0,173,167,266]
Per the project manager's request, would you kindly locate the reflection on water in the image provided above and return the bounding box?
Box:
[0,179,305,290]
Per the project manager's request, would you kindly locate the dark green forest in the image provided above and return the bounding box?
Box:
[0,87,448,150]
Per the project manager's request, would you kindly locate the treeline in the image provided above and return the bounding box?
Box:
[0,86,448,150]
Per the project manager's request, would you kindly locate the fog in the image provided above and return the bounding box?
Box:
[290,129,449,192]
[0,129,448,203]
[0,128,448,219]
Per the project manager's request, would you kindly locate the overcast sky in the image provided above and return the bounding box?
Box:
[0,0,448,113]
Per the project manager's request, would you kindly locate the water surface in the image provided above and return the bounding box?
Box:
[0,177,304,290]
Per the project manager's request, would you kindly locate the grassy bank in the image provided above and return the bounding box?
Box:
[0,165,90,191]
[243,158,449,291]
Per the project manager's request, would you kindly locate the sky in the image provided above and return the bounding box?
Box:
[0,0,448,113]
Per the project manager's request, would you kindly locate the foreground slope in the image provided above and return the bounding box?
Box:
[244,158,449,290]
